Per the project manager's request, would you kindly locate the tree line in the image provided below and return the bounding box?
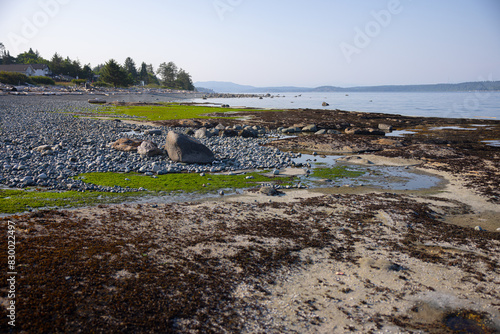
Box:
[0,43,194,90]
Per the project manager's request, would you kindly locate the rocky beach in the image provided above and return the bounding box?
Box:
[1,91,499,333]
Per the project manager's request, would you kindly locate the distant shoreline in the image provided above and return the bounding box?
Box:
[195,80,500,94]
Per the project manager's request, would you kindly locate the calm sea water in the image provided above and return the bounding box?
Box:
[190,92,500,120]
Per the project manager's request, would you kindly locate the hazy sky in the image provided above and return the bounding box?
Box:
[1,0,499,87]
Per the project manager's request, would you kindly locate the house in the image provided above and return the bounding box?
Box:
[31,64,51,76]
[0,64,51,77]
[0,64,35,76]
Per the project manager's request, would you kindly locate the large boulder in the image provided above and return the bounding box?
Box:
[111,138,143,152]
[164,131,215,164]
[137,140,164,157]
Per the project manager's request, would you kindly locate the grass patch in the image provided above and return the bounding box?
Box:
[77,171,295,193]
[311,166,365,179]
[101,103,275,121]
[0,189,135,214]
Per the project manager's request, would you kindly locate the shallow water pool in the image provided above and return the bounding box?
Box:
[293,154,444,191]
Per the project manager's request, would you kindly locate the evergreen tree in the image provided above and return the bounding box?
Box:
[0,43,16,65]
[50,53,63,75]
[124,57,138,83]
[100,59,130,87]
[17,48,46,64]
[157,61,178,88]
[139,62,148,84]
[175,68,194,90]
[2,51,15,64]
[82,64,93,81]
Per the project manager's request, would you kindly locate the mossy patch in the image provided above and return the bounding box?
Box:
[311,166,365,179]
[76,171,296,193]
[0,189,134,214]
[98,103,267,121]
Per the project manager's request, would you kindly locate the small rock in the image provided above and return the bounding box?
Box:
[194,128,212,139]
[111,138,143,152]
[282,127,301,134]
[88,98,106,104]
[302,124,318,132]
[144,129,162,136]
[260,186,279,196]
[475,226,484,231]
[322,102,329,106]
[137,140,164,157]
[315,129,327,135]
[238,129,257,138]
[378,123,393,132]
[219,129,238,138]
[35,145,53,153]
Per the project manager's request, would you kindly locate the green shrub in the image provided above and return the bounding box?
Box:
[0,71,33,85]
[92,81,112,88]
[31,76,56,85]
[71,79,87,85]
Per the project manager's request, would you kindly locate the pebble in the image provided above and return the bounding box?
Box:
[0,96,296,193]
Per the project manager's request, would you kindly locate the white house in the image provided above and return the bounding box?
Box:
[0,64,51,77]
[31,64,51,76]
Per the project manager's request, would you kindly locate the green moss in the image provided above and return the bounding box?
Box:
[0,189,135,214]
[77,171,294,193]
[97,103,284,121]
[311,166,364,179]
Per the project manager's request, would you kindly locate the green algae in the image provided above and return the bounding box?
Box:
[100,103,270,121]
[0,189,135,214]
[76,171,295,193]
[311,166,365,179]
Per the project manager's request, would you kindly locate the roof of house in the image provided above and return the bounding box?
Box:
[0,64,33,72]
[31,64,49,70]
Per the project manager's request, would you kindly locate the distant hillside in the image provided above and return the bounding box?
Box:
[194,81,257,93]
[195,81,500,94]
[314,81,500,93]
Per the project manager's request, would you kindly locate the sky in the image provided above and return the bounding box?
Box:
[0,0,499,87]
